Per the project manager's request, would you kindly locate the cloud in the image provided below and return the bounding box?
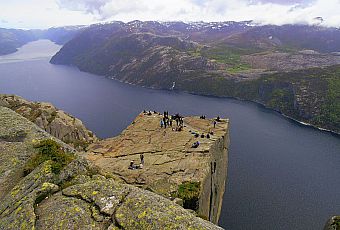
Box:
[1,0,339,29]
[250,0,313,5]
[54,0,340,27]
[0,0,95,29]
[56,0,110,14]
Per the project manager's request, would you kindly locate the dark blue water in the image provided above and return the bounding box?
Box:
[1,40,340,230]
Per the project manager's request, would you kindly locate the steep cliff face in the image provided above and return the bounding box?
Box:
[0,94,97,150]
[0,106,223,230]
[86,112,229,224]
[198,127,229,224]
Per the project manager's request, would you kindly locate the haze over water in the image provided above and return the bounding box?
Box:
[0,40,340,230]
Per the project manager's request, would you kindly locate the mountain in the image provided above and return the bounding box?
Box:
[49,21,340,133]
[0,26,85,55]
[40,26,87,45]
[0,28,36,55]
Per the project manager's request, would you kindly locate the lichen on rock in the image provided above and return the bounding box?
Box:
[0,94,97,150]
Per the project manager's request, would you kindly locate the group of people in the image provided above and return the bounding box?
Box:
[160,111,184,131]
[190,115,222,148]
[128,153,144,170]
[191,131,212,139]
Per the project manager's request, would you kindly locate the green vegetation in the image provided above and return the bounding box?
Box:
[24,139,74,176]
[176,181,201,211]
[227,63,251,73]
[199,45,254,73]
[201,46,243,65]
[266,88,295,112]
[201,44,259,62]
[312,68,340,130]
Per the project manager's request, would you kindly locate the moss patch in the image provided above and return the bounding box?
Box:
[176,181,201,211]
[23,139,74,176]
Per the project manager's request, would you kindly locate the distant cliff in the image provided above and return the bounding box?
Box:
[0,104,223,229]
[0,94,97,150]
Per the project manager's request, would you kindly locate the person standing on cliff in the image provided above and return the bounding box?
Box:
[163,117,167,128]
[160,119,164,128]
[140,153,144,165]
[213,121,216,128]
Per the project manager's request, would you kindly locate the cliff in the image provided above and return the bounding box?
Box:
[0,106,224,229]
[0,94,97,150]
[86,112,229,224]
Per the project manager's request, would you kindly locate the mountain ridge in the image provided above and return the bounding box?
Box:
[50,21,340,133]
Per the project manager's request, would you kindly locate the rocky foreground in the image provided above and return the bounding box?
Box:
[0,94,97,150]
[0,100,226,229]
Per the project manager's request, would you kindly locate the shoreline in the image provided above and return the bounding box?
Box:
[48,62,340,138]
[112,77,340,137]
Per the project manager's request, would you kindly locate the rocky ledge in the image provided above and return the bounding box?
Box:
[0,94,97,150]
[0,105,225,229]
[86,112,230,224]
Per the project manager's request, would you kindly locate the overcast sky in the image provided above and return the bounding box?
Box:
[0,0,339,29]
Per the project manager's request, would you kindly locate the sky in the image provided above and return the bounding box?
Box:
[0,0,339,29]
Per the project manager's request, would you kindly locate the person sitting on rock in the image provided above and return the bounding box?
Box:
[128,160,136,170]
[201,133,205,138]
[206,133,210,139]
[216,116,221,122]
[192,141,200,148]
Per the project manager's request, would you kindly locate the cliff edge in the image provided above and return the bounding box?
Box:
[86,111,229,224]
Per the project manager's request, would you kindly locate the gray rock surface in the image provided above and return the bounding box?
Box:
[0,94,97,150]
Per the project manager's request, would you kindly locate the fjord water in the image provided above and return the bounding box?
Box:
[1,40,340,230]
